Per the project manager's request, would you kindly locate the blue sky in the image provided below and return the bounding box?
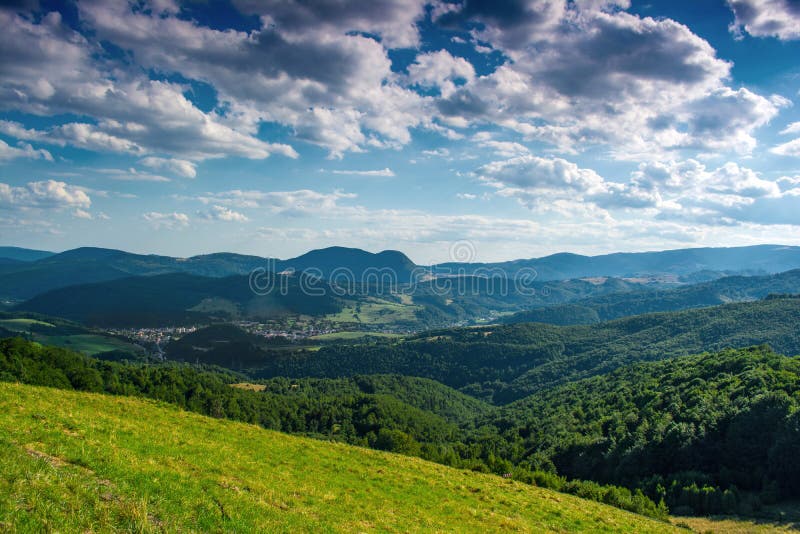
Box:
[1,0,800,263]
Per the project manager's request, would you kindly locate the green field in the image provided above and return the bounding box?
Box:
[326,297,422,326]
[0,382,678,532]
[32,334,143,357]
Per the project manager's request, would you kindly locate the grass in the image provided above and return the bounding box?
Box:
[0,382,678,533]
[326,297,422,326]
[672,516,800,533]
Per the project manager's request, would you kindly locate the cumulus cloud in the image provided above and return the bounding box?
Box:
[728,0,800,40]
[477,154,792,222]
[74,0,429,158]
[140,157,197,179]
[0,179,91,213]
[771,138,800,157]
[433,4,783,159]
[0,139,52,161]
[0,0,785,165]
[142,211,190,229]
[408,50,475,97]
[473,135,531,157]
[0,10,298,161]
[435,0,566,51]
[199,205,249,222]
[233,0,427,49]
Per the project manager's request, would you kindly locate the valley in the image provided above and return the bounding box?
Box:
[2,244,800,532]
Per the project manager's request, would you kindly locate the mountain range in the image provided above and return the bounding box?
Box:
[2,243,800,302]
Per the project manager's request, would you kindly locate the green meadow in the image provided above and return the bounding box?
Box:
[0,382,677,533]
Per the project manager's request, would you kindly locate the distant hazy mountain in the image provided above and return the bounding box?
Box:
[503,268,800,325]
[3,243,800,301]
[0,246,54,262]
[0,245,416,300]
[433,244,800,280]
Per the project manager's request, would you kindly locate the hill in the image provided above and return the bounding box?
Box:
[504,268,800,325]
[474,346,800,516]
[248,297,800,403]
[3,244,800,302]
[15,272,342,326]
[284,246,417,283]
[0,246,417,300]
[0,246,53,262]
[0,382,675,532]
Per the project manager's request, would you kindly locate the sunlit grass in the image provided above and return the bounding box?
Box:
[0,382,678,532]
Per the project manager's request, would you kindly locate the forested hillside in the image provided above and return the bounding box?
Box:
[473,346,800,516]
[16,272,342,326]
[245,297,800,403]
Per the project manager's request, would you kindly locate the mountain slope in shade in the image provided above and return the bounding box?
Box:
[14,272,342,326]
[0,246,54,262]
[3,243,800,301]
[281,246,417,282]
[0,382,676,532]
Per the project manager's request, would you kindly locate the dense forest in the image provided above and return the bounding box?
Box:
[470,346,800,515]
[205,297,800,403]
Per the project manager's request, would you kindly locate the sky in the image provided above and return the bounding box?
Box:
[1,0,800,263]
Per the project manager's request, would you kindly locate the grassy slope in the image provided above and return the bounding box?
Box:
[0,383,676,533]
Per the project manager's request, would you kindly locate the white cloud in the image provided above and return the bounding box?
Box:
[477,155,792,223]
[142,211,189,229]
[780,122,800,135]
[0,139,52,162]
[408,50,475,98]
[422,148,450,157]
[190,189,357,216]
[475,138,530,158]
[728,0,800,40]
[95,168,171,183]
[771,138,800,157]
[434,5,782,159]
[330,168,395,177]
[74,0,429,158]
[0,179,91,212]
[140,157,197,179]
[0,11,298,162]
[73,208,93,219]
[199,205,249,222]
